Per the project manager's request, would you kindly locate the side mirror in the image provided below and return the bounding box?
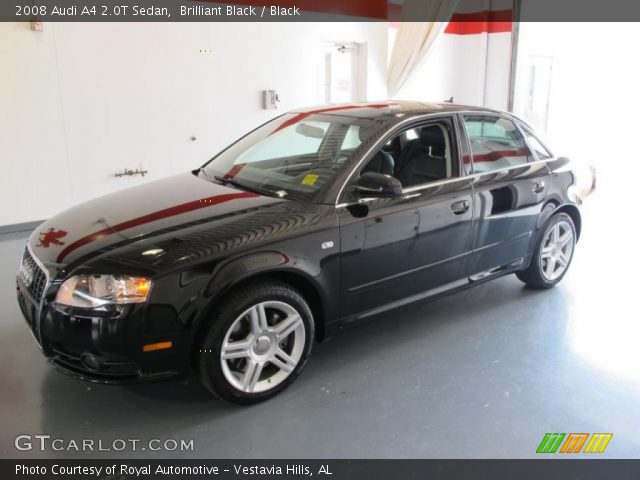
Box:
[355,172,403,198]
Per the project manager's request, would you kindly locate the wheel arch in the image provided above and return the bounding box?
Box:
[188,267,328,376]
[537,201,582,241]
[192,266,327,353]
[231,269,327,343]
[554,203,582,240]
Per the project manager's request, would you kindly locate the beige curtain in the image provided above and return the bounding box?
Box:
[387,0,460,98]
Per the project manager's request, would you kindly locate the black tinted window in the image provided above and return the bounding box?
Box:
[363,122,456,188]
[463,115,533,173]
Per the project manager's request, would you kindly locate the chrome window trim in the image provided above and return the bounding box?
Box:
[335,109,555,208]
[335,157,556,208]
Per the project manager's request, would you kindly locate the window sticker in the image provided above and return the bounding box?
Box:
[301,174,319,186]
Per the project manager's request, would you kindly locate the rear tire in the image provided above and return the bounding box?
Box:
[516,212,576,289]
[198,280,314,404]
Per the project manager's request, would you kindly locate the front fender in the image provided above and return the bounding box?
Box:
[206,250,294,297]
[184,248,336,353]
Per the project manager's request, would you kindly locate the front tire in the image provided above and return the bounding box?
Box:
[517,212,576,289]
[198,280,314,404]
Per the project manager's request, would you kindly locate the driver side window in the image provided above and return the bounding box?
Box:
[361,121,456,189]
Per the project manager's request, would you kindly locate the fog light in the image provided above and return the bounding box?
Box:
[80,353,101,370]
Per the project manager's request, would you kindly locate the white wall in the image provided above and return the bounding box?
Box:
[0,22,387,226]
[513,22,640,170]
[391,27,513,110]
[511,21,640,213]
[512,21,640,249]
[512,19,640,382]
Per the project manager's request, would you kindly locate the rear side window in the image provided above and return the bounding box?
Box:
[521,125,553,160]
[463,115,533,173]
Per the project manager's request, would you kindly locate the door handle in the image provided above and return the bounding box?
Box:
[532,180,545,193]
[451,199,470,215]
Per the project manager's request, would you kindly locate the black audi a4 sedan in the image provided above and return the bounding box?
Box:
[17,102,583,403]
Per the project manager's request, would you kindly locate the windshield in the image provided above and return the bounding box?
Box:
[200,113,385,202]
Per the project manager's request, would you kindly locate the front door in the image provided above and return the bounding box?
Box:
[338,116,474,319]
[338,196,420,318]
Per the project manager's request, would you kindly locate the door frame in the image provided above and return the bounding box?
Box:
[335,113,469,206]
[320,41,366,104]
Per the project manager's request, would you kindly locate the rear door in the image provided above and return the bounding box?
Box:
[460,113,552,279]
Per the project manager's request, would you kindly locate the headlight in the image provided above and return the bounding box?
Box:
[19,257,35,287]
[55,274,152,308]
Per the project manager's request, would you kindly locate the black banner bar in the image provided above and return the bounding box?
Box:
[3,0,640,22]
[3,459,640,480]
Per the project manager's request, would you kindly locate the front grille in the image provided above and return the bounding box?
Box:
[20,248,48,303]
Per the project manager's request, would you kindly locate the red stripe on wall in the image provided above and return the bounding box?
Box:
[445,10,513,35]
[56,192,258,263]
[445,21,512,35]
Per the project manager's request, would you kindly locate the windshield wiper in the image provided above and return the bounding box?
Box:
[213,175,276,197]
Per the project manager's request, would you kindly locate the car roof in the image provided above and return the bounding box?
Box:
[287,101,506,119]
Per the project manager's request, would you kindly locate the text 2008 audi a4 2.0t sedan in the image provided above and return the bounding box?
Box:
[17,102,585,404]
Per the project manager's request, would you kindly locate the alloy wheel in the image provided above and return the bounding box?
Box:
[220,301,306,393]
[540,220,574,281]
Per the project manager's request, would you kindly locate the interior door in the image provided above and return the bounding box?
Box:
[321,42,363,104]
[521,55,553,132]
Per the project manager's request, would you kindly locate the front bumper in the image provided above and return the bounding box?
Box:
[47,353,178,384]
[17,278,184,384]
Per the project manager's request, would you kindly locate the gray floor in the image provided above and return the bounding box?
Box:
[1,191,639,459]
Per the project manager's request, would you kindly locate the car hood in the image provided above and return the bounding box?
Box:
[28,172,284,272]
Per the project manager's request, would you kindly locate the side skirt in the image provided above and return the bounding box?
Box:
[469,258,524,282]
[328,259,526,337]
